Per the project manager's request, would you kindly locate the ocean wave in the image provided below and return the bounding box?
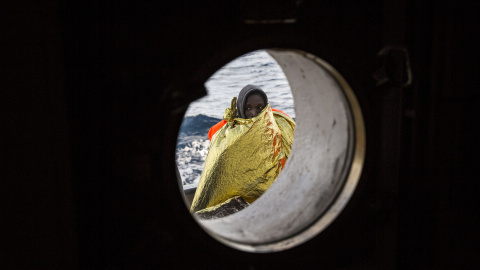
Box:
[176,138,210,185]
[178,114,221,139]
[176,114,220,185]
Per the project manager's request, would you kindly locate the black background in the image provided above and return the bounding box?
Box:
[1,1,479,268]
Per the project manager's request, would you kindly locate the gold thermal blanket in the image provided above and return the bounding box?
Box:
[190,98,295,214]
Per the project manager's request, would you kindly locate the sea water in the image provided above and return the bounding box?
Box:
[176,50,295,186]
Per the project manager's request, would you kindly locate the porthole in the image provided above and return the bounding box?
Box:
[177,49,365,253]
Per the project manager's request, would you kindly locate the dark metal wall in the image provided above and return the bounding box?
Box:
[1,0,479,268]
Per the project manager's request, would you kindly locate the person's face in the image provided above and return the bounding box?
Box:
[244,93,266,118]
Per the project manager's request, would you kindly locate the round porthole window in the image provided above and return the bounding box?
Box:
[177,48,365,252]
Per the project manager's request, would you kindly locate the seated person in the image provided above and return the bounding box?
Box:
[190,85,295,219]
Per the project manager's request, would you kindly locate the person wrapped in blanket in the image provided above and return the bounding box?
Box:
[190,85,296,219]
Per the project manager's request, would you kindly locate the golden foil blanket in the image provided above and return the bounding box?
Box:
[191,100,295,214]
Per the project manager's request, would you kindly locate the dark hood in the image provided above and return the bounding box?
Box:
[236,84,269,118]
